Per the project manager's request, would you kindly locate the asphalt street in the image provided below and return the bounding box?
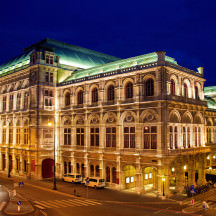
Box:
[0,175,214,216]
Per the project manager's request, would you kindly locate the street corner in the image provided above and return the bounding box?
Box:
[182,206,201,214]
[4,200,34,215]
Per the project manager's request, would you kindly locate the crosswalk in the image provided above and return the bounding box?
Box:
[33,198,102,209]
[183,199,216,209]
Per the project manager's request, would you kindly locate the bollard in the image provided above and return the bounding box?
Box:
[17,205,20,212]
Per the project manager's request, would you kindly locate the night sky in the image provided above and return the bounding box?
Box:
[0,0,215,86]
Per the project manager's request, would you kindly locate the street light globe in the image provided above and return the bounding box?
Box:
[209,167,212,170]
[172,167,175,172]
[213,155,216,159]
[48,122,52,126]
[207,156,210,160]
[162,178,165,182]
[184,165,187,170]
[3,125,6,128]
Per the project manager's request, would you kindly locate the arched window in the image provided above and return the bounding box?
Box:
[16,121,21,145]
[112,167,117,183]
[96,165,100,177]
[184,83,188,98]
[145,79,154,96]
[92,88,98,103]
[183,127,186,148]
[187,127,190,148]
[106,167,110,182]
[24,121,29,145]
[90,165,94,177]
[76,163,80,173]
[170,79,175,95]
[16,93,21,110]
[107,85,115,101]
[125,82,133,99]
[77,90,83,104]
[64,120,71,145]
[65,92,70,106]
[195,86,199,100]
[169,126,173,149]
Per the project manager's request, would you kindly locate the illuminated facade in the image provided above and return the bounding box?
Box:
[0,38,214,196]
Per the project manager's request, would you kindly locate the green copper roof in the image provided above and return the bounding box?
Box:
[64,52,178,82]
[0,38,120,75]
[204,86,216,109]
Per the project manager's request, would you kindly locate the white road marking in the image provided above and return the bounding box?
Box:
[34,204,45,210]
[61,199,82,207]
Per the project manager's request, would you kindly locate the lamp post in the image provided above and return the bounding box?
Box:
[162,178,165,196]
[48,119,57,190]
[209,167,212,183]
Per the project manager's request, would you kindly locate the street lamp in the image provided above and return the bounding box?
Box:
[162,178,165,196]
[48,120,57,190]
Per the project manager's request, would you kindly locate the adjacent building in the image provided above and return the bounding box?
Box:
[0,38,215,196]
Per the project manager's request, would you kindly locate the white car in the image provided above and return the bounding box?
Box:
[63,174,82,183]
[84,177,105,188]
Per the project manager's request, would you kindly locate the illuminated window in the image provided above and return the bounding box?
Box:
[65,92,70,106]
[106,127,116,147]
[170,79,175,95]
[90,128,99,146]
[145,79,154,96]
[144,126,157,149]
[149,173,152,179]
[130,176,134,183]
[107,85,115,101]
[124,127,135,148]
[125,177,130,183]
[145,174,148,179]
[76,128,84,146]
[77,90,84,104]
[92,88,98,103]
[125,82,133,99]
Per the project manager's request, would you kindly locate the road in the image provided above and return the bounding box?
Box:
[0,174,211,216]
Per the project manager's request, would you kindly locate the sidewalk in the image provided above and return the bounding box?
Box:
[3,187,34,215]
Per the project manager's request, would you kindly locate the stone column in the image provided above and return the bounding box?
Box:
[188,158,196,186]
[135,157,144,194]
[197,154,206,185]
[116,156,123,190]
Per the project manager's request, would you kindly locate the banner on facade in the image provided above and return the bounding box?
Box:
[31,160,35,171]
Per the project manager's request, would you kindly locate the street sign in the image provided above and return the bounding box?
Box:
[191,199,195,205]
[190,185,195,194]
[191,185,194,189]
[17,201,21,206]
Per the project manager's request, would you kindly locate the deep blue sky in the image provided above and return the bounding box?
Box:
[0,0,215,86]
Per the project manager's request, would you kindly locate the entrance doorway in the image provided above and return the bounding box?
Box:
[42,159,54,178]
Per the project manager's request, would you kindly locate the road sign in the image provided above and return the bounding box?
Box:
[191,185,195,189]
[191,188,195,194]
[17,201,21,206]
[191,199,195,205]
[86,177,90,185]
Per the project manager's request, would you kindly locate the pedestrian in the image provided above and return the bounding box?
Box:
[74,188,76,196]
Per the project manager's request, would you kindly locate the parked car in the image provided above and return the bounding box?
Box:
[84,177,105,188]
[63,174,82,183]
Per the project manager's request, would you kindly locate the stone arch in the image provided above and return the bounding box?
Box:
[122,77,135,87]
[15,82,21,91]
[182,111,193,123]
[122,165,136,189]
[88,113,100,124]
[103,112,117,124]
[75,86,85,105]
[207,118,213,126]
[194,81,202,100]
[120,111,137,123]
[22,80,29,89]
[89,84,99,103]
[182,79,192,98]
[74,115,85,125]
[169,110,181,123]
[62,116,72,125]
[143,74,156,82]
[140,109,158,123]
[194,112,204,124]
[104,81,116,101]
[169,74,179,95]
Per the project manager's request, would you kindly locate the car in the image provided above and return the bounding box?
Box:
[63,174,82,183]
[84,177,105,188]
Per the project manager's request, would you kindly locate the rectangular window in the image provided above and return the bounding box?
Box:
[90,128,99,147]
[9,95,13,111]
[16,93,21,110]
[9,128,13,144]
[76,128,84,146]
[106,127,116,147]
[3,96,7,111]
[124,127,135,148]
[44,89,53,107]
[144,126,157,149]
[45,72,54,83]
[16,128,20,145]
[64,128,71,145]
[2,128,6,144]
[24,92,29,109]
[24,128,29,145]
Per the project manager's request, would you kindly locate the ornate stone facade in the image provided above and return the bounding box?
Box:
[0,38,214,196]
